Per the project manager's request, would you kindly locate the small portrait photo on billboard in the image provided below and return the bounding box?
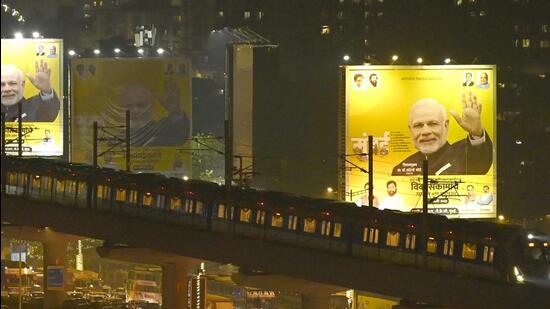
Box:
[477,185,494,205]
[88,64,96,76]
[391,94,493,176]
[36,45,45,56]
[47,45,58,58]
[76,64,86,77]
[165,63,176,75]
[1,62,60,122]
[477,72,490,89]
[462,72,474,87]
[177,63,187,76]
[352,73,366,90]
[368,73,379,87]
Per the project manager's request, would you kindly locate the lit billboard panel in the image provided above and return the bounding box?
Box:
[1,39,64,156]
[71,58,192,177]
[344,65,496,218]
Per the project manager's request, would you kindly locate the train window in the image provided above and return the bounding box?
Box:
[195,200,204,214]
[217,204,226,218]
[321,220,331,236]
[97,185,111,199]
[303,218,316,233]
[170,197,182,211]
[386,231,400,247]
[129,190,139,204]
[363,227,379,244]
[240,208,251,222]
[427,237,437,253]
[255,210,266,225]
[483,246,494,263]
[115,188,126,202]
[462,242,477,260]
[31,176,41,189]
[271,213,284,228]
[142,193,153,206]
[154,195,165,208]
[56,180,64,193]
[405,233,416,250]
[288,215,298,231]
[443,240,454,256]
[333,223,342,238]
[184,199,193,213]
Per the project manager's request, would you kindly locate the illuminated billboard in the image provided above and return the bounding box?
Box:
[1,39,64,156]
[344,65,496,218]
[71,58,192,178]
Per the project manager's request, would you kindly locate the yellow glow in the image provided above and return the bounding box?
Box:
[391,55,399,61]
[528,242,535,247]
[498,215,505,220]
[327,187,334,193]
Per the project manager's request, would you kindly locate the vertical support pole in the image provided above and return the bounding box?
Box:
[368,135,374,208]
[1,112,6,156]
[93,122,98,168]
[422,159,429,267]
[18,103,23,157]
[225,43,234,197]
[126,110,131,172]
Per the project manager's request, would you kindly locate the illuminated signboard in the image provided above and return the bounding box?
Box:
[344,65,496,218]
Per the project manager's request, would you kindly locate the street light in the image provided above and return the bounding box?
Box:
[68,50,77,56]
[93,49,101,55]
[137,48,144,55]
[156,48,165,55]
[444,57,452,64]
[391,55,399,61]
[327,187,334,193]
[14,32,23,39]
[416,57,423,64]
[32,31,40,39]
[498,215,505,221]
[343,54,350,62]
[114,48,121,54]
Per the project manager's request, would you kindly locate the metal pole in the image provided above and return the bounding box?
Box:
[1,112,5,156]
[368,135,374,207]
[18,225,22,309]
[422,159,429,267]
[126,110,130,172]
[224,43,234,196]
[93,122,98,168]
[17,103,23,157]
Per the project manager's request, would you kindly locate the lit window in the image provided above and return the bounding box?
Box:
[483,246,494,263]
[462,242,477,260]
[321,25,330,34]
[333,223,342,238]
[174,15,183,22]
[339,0,345,3]
[377,12,383,17]
[240,208,251,222]
[444,239,454,256]
[364,25,369,34]
[195,200,203,214]
[288,215,298,230]
[321,220,331,236]
[303,218,316,233]
[184,199,193,213]
[116,188,126,202]
[218,11,224,17]
[364,11,370,19]
[170,197,181,211]
[479,10,486,16]
[386,231,400,247]
[540,39,550,48]
[455,0,463,5]
[542,24,549,33]
[217,204,225,218]
[522,38,530,48]
[405,234,416,250]
[257,11,264,20]
[427,237,437,253]
[271,213,283,228]
[256,210,266,225]
[337,11,343,19]
[363,227,380,244]
[244,11,251,19]
[364,39,369,46]
[142,193,152,206]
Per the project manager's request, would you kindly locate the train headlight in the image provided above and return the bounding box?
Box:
[514,266,525,283]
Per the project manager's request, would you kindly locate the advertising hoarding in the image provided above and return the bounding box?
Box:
[1,39,64,156]
[344,65,496,218]
[71,58,191,177]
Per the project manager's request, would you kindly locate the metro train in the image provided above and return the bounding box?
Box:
[1,156,549,288]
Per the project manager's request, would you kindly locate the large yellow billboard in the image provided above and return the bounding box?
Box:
[1,39,64,156]
[344,65,496,218]
[71,58,192,178]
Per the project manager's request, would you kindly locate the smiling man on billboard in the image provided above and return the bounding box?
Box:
[392,93,492,176]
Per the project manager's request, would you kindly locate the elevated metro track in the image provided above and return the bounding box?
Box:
[3,195,549,309]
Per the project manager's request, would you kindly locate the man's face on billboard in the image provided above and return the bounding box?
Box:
[387,182,397,196]
[1,69,24,106]
[480,73,488,85]
[408,101,449,154]
[465,73,472,82]
[119,85,154,128]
